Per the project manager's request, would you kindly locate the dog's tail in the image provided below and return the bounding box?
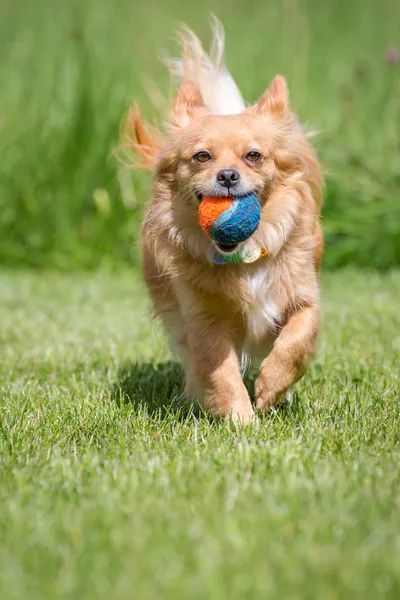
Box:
[165,17,245,115]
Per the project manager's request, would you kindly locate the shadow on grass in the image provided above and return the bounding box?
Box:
[113,361,190,418]
[113,360,305,423]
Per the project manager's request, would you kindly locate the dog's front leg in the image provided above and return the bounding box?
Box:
[175,283,254,424]
[185,324,254,424]
[255,303,320,411]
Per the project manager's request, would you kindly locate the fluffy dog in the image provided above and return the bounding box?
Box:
[124,20,323,424]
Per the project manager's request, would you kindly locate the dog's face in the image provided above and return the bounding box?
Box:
[151,76,319,260]
[171,113,279,202]
[161,77,292,207]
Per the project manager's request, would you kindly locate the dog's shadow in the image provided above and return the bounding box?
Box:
[113,360,190,418]
[112,361,300,421]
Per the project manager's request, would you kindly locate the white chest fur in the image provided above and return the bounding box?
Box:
[244,268,280,342]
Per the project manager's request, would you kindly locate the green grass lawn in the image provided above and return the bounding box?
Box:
[0,269,399,599]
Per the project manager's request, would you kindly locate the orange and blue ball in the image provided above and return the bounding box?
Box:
[198,193,261,246]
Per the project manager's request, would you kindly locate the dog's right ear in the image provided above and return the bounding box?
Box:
[167,81,208,129]
[249,75,290,118]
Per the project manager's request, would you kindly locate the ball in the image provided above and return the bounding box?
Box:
[198,193,261,247]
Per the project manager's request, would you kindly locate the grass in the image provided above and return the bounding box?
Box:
[1,0,400,270]
[1,268,399,599]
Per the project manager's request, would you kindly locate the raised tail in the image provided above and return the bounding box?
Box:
[164,17,245,115]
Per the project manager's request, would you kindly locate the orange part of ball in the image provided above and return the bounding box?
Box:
[198,196,233,236]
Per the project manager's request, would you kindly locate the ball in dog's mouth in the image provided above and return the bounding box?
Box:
[198,194,261,251]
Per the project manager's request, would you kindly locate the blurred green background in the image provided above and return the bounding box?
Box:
[1,0,399,270]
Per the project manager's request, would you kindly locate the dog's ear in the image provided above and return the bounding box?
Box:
[167,81,208,129]
[249,75,289,117]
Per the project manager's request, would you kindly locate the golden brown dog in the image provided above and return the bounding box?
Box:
[124,21,323,424]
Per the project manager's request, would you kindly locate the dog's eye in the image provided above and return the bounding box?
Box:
[193,151,212,163]
[245,151,262,163]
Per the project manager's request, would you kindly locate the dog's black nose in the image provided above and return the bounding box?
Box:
[216,169,240,188]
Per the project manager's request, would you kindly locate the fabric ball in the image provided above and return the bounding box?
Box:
[198,193,261,246]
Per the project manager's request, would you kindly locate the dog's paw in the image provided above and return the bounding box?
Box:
[226,404,256,427]
[255,373,288,412]
[284,388,292,404]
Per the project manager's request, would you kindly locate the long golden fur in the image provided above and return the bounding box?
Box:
[123,22,324,423]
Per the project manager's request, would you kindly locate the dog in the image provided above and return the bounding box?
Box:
[124,19,323,424]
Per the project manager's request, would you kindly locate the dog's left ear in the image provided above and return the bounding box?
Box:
[167,81,209,129]
[249,75,290,117]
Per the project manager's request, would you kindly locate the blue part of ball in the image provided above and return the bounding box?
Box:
[209,193,261,246]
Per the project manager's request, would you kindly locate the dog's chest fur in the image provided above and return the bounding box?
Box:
[243,267,280,342]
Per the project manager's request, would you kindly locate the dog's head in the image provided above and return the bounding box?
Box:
[133,76,322,261]
[161,77,300,202]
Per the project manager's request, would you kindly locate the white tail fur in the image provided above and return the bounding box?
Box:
[164,17,246,116]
